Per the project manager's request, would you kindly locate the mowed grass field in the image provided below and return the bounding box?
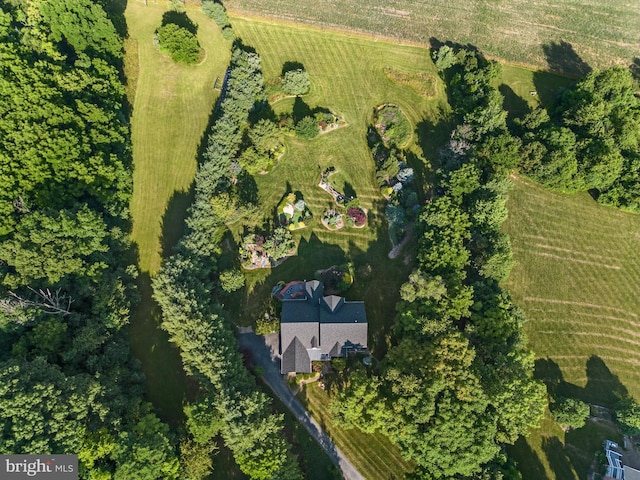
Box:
[224,0,640,73]
[127,1,231,274]
[298,382,414,479]
[224,16,452,357]
[125,0,231,422]
[504,175,640,479]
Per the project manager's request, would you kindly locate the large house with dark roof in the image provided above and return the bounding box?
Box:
[273,280,368,374]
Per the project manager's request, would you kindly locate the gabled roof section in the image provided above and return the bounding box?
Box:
[323,295,344,312]
[281,336,311,374]
[305,280,322,298]
[320,321,368,358]
[320,301,366,324]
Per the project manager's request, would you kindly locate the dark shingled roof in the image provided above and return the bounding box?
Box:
[278,281,367,373]
[320,301,366,324]
[281,300,319,323]
[281,336,311,374]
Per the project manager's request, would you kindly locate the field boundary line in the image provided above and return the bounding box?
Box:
[522,298,638,317]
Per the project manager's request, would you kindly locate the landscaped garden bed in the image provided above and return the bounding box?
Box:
[240,227,296,269]
[321,209,344,230]
[368,117,419,249]
[277,192,311,230]
[374,104,411,147]
[319,168,368,228]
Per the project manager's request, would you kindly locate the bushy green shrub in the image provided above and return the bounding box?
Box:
[219,269,245,292]
[255,316,279,335]
[550,397,590,429]
[157,23,200,64]
[202,1,229,28]
[295,116,318,139]
[222,26,234,40]
[615,398,640,435]
[376,105,411,146]
[282,69,310,95]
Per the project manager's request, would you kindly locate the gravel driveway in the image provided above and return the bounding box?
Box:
[237,331,365,480]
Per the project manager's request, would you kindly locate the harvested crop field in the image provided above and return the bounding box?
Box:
[225,0,640,74]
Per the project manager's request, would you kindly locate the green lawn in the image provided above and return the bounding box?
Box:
[504,175,640,479]
[224,0,639,73]
[509,409,622,480]
[125,1,231,423]
[127,2,231,274]
[298,382,414,480]
[224,15,453,355]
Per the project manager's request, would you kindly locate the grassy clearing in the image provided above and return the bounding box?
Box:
[223,16,452,355]
[125,0,231,422]
[504,175,640,479]
[127,1,231,274]
[298,382,414,480]
[224,0,639,72]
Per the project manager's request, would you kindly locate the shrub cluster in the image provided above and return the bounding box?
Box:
[282,68,310,95]
[515,67,640,212]
[202,1,234,39]
[157,23,200,64]
[153,46,302,479]
[367,128,418,245]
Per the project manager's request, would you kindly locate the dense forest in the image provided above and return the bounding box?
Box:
[0,0,180,478]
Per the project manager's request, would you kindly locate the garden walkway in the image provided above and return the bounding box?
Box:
[237,331,365,480]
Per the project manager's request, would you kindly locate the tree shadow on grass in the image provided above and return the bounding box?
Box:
[542,41,591,78]
[235,170,259,206]
[630,57,640,82]
[343,182,357,201]
[508,436,550,480]
[542,436,577,480]
[128,271,191,427]
[534,355,628,407]
[282,61,305,75]
[160,183,196,259]
[498,84,531,125]
[293,96,314,123]
[531,356,630,480]
[162,10,198,35]
[532,69,577,109]
[414,113,454,183]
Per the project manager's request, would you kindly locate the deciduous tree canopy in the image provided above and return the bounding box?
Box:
[0,2,179,478]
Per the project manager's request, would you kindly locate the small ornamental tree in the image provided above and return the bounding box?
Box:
[255,316,279,335]
[219,269,245,293]
[157,23,200,64]
[550,397,590,430]
[615,399,640,435]
[295,116,318,139]
[263,227,295,261]
[282,69,310,95]
[347,207,367,227]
